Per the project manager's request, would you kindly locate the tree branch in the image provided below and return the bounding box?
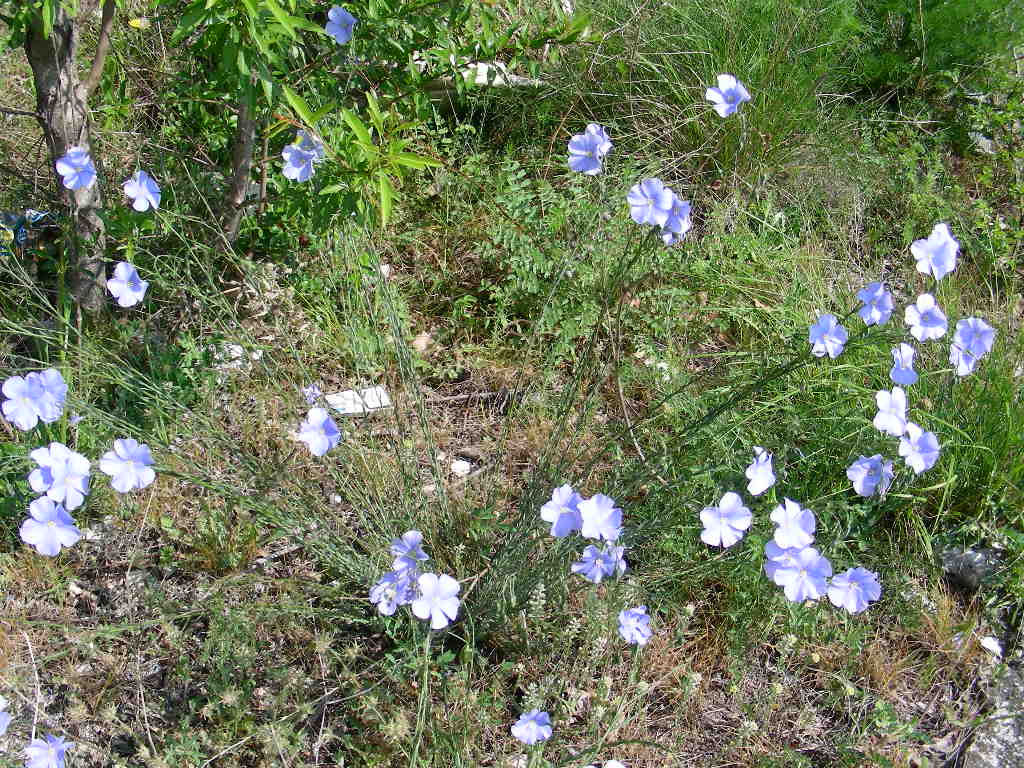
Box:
[82,0,116,98]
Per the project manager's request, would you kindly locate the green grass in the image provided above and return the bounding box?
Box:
[1,0,1022,765]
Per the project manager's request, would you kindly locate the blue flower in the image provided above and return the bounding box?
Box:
[911,223,958,281]
[898,422,940,475]
[20,498,81,557]
[540,484,583,537]
[578,493,623,541]
[846,454,894,498]
[282,131,326,182]
[873,387,907,437]
[808,313,848,358]
[950,317,996,377]
[769,498,815,550]
[298,407,341,456]
[99,438,156,492]
[0,706,9,736]
[2,369,66,430]
[763,541,803,584]
[29,442,91,510]
[890,343,918,386]
[326,6,357,45]
[705,74,751,117]
[25,733,74,768]
[55,147,96,190]
[511,709,552,745]
[905,294,947,342]
[827,567,881,614]
[571,543,626,583]
[856,282,893,326]
[411,572,460,629]
[618,606,652,646]
[700,491,751,548]
[122,170,161,211]
[744,446,775,496]
[627,178,675,227]
[771,546,831,603]
[2,373,46,431]
[302,384,323,404]
[107,261,149,307]
[370,568,417,616]
[567,124,612,175]
[660,194,692,246]
[391,530,430,571]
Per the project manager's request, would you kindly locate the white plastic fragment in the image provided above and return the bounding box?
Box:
[326,386,392,415]
[450,459,472,477]
[980,636,1003,657]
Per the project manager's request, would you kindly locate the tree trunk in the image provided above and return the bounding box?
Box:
[222,87,258,245]
[26,3,106,313]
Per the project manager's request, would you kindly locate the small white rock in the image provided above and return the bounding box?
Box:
[450,459,472,477]
[326,386,392,415]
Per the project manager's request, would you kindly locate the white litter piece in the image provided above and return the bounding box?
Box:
[980,636,1003,657]
[450,459,472,477]
[326,386,392,415]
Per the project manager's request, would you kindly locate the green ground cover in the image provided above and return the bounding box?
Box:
[1,0,1022,765]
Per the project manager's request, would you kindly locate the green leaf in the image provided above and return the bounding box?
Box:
[319,184,346,195]
[171,0,208,46]
[262,0,297,38]
[392,152,442,170]
[341,109,373,147]
[377,171,394,226]
[282,85,316,127]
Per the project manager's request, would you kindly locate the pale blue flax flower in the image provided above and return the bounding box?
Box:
[770,498,815,549]
[856,282,893,326]
[873,387,907,437]
[20,498,81,557]
[905,294,947,342]
[700,491,751,548]
[0,702,9,736]
[326,6,357,44]
[411,572,460,629]
[950,317,995,377]
[107,261,149,307]
[846,454,894,498]
[2,373,46,430]
[890,343,918,386]
[763,541,802,584]
[282,130,326,182]
[618,606,652,646]
[772,546,831,603]
[571,544,626,583]
[827,567,881,614]
[578,493,623,541]
[370,568,417,616]
[25,733,74,768]
[55,146,96,190]
[705,74,751,117]
[660,194,692,246]
[745,446,775,496]
[567,124,612,175]
[511,709,552,745]
[899,422,940,475]
[627,178,675,227]
[809,313,848,358]
[391,530,430,571]
[540,484,583,537]
[36,368,68,423]
[911,222,958,281]
[123,170,161,211]
[29,442,91,510]
[302,384,322,404]
[298,407,341,456]
[99,438,156,492]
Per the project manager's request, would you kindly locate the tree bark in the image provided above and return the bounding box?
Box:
[222,89,258,245]
[26,3,106,313]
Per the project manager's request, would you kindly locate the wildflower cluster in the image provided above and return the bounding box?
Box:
[369,531,461,629]
[3,367,157,559]
[54,144,154,308]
